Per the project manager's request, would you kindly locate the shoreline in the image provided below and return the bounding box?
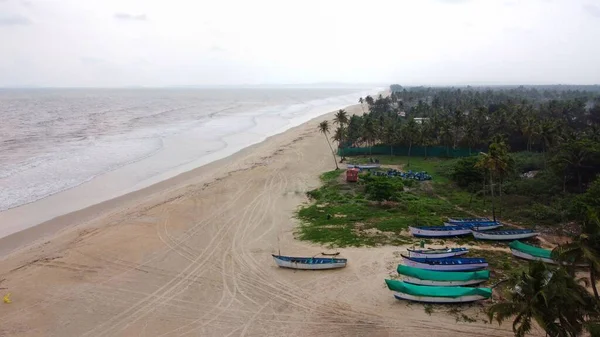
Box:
[0,103,359,258]
[0,89,380,247]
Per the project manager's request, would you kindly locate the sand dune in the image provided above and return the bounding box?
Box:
[0,104,529,336]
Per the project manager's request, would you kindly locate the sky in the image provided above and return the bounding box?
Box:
[0,0,599,87]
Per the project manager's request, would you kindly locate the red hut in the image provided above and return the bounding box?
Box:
[346,168,359,182]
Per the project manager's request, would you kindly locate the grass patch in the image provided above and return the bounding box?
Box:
[297,165,472,247]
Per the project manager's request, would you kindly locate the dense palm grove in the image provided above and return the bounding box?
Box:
[326,85,600,224]
[320,85,600,337]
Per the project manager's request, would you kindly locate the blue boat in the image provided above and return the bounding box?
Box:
[444,222,502,230]
[409,225,472,238]
[402,255,488,271]
[473,229,539,241]
[406,247,468,259]
[447,217,494,224]
[272,254,347,270]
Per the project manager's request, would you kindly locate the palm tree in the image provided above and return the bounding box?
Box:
[488,261,600,337]
[362,116,377,155]
[403,118,418,167]
[553,211,600,300]
[318,121,339,170]
[358,97,365,114]
[333,109,349,160]
[475,140,511,221]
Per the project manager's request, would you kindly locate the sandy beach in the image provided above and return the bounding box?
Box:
[0,103,518,337]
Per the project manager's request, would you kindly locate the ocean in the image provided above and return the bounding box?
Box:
[0,87,377,220]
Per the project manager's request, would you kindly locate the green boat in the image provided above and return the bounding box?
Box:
[385,279,492,303]
[509,240,554,263]
[509,240,588,266]
[397,265,489,286]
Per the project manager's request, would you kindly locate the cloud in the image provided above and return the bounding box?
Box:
[209,45,226,52]
[433,0,470,4]
[20,0,32,7]
[80,57,106,64]
[583,4,600,18]
[0,14,31,26]
[114,13,147,21]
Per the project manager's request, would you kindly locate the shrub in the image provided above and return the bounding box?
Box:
[450,156,484,188]
[364,176,403,202]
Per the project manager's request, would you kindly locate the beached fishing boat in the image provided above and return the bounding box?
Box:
[409,225,472,238]
[509,240,555,263]
[447,217,493,224]
[385,279,492,303]
[402,255,488,271]
[406,247,468,259]
[472,229,539,241]
[509,241,588,267]
[397,265,490,286]
[443,222,503,230]
[272,255,347,270]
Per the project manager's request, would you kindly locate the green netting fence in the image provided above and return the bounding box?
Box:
[338,145,480,158]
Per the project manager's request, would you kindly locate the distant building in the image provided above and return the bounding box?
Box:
[398,111,406,117]
[414,117,429,124]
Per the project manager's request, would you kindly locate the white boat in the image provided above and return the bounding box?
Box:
[409,226,472,238]
[472,229,539,241]
[443,222,503,231]
[401,255,488,271]
[272,255,347,270]
[386,280,492,303]
[406,247,468,259]
[508,241,588,266]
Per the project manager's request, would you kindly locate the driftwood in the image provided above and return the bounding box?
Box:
[321,252,340,256]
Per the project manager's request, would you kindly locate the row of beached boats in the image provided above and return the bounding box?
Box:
[271,240,570,303]
[409,217,540,241]
[385,246,493,303]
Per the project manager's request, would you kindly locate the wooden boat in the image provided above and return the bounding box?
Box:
[347,164,381,170]
[385,279,492,303]
[397,265,489,286]
[401,255,488,271]
[406,247,468,259]
[472,229,539,241]
[447,217,493,224]
[272,254,347,270]
[509,240,555,263]
[409,225,471,238]
[443,222,503,231]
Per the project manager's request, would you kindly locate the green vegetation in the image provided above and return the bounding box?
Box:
[296,167,470,247]
[488,261,600,337]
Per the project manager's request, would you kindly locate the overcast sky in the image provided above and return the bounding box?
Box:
[1,0,599,87]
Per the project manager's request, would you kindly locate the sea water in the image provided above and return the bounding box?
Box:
[0,87,378,233]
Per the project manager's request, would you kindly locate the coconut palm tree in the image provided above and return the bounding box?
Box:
[333,109,349,160]
[403,118,418,167]
[358,97,365,114]
[362,116,377,155]
[488,261,600,337]
[552,211,600,300]
[475,140,511,221]
[318,121,339,170]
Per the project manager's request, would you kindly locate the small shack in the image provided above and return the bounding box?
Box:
[346,168,359,182]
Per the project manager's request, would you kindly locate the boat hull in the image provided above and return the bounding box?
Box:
[402,276,487,287]
[443,223,502,231]
[402,257,488,271]
[409,226,471,238]
[510,248,556,264]
[406,249,468,259]
[393,292,487,303]
[473,231,539,241]
[272,255,346,270]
